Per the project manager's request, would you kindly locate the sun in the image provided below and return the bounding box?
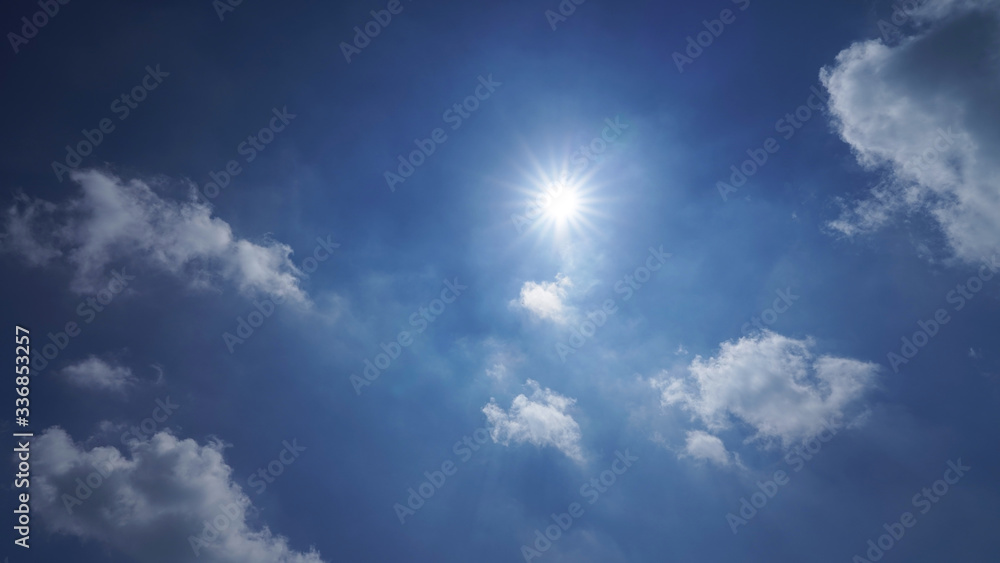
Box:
[545,185,581,222]
[504,151,606,240]
[514,170,601,239]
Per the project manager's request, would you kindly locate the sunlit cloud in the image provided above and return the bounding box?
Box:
[482,379,585,463]
[510,274,574,324]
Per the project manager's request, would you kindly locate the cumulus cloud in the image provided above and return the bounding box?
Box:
[0,169,306,301]
[822,1,1000,262]
[483,379,584,462]
[33,427,325,563]
[681,430,741,468]
[657,331,878,447]
[61,356,136,393]
[510,274,573,323]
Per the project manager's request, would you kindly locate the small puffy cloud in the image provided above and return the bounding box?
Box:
[61,356,136,393]
[0,170,306,302]
[681,430,741,468]
[658,331,878,447]
[510,274,573,323]
[33,427,325,563]
[483,379,584,463]
[652,373,688,407]
[822,1,1000,263]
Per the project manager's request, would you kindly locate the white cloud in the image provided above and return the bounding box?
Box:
[822,2,1000,262]
[652,373,688,407]
[658,331,878,447]
[0,192,62,266]
[61,356,136,393]
[510,274,573,323]
[0,169,306,301]
[681,430,740,468]
[33,427,325,563]
[483,379,584,462]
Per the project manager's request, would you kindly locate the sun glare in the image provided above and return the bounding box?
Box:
[545,186,580,222]
[511,168,603,240]
[505,148,608,240]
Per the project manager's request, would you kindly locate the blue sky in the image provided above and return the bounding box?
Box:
[2,0,1000,562]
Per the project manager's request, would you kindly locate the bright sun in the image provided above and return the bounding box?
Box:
[546,187,580,221]
[510,164,601,239]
